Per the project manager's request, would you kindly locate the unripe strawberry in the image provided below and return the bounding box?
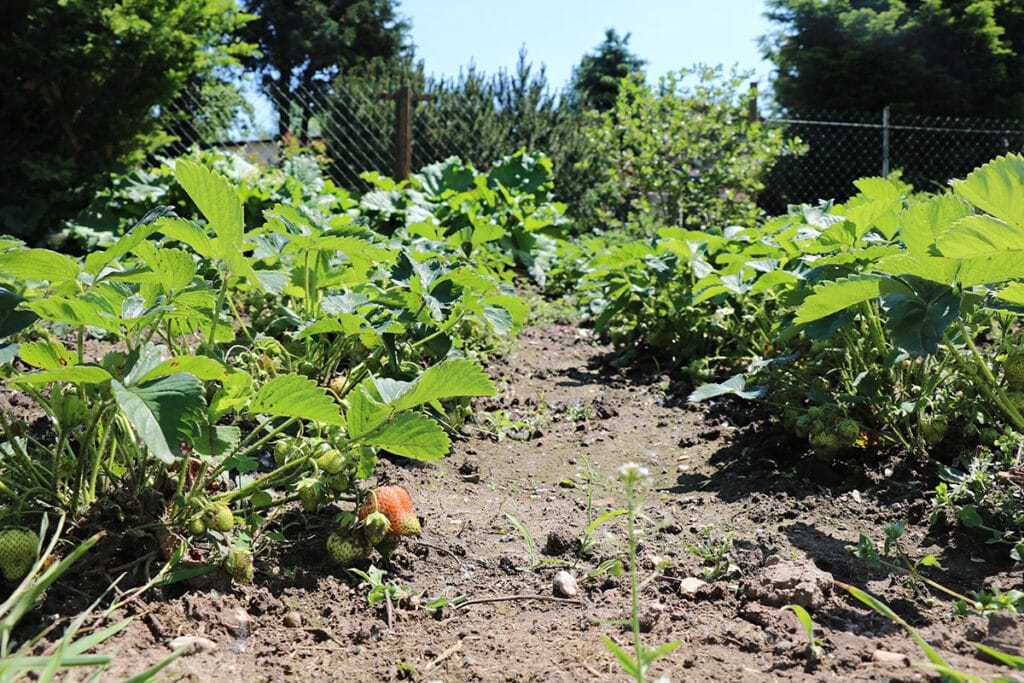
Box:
[327,532,370,566]
[223,547,253,583]
[316,449,345,475]
[297,479,320,512]
[206,503,234,532]
[0,528,38,582]
[836,419,861,445]
[361,511,390,544]
[1003,351,1024,390]
[921,416,948,445]
[356,485,421,537]
[187,517,207,536]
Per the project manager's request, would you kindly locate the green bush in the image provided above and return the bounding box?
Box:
[578,65,802,233]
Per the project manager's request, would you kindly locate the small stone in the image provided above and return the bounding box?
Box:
[871,650,909,665]
[553,570,579,598]
[679,577,708,595]
[283,611,303,628]
[169,635,218,654]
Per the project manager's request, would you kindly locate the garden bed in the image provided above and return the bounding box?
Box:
[18,324,1021,682]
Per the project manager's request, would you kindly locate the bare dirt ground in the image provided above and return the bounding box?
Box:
[8,324,1024,682]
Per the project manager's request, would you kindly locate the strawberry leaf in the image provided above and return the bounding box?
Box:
[249,374,346,426]
[361,412,450,460]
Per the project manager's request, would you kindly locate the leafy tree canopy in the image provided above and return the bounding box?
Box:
[569,28,646,111]
[0,0,254,241]
[761,0,1024,118]
[241,0,411,136]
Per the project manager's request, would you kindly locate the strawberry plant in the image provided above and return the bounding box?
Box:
[0,152,536,579]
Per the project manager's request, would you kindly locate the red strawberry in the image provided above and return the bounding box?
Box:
[356,485,421,537]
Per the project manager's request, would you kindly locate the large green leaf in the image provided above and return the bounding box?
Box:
[84,214,165,276]
[793,275,894,325]
[112,374,205,465]
[346,385,389,439]
[249,374,346,425]
[898,193,971,257]
[137,356,228,384]
[388,359,496,413]
[0,289,38,338]
[0,248,80,284]
[18,340,75,369]
[11,366,112,387]
[361,411,451,461]
[880,277,962,357]
[936,215,1024,257]
[951,153,1024,229]
[174,160,243,247]
[24,296,120,331]
[154,218,214,260]
[995,282,1024,306]
[132,242,196,292]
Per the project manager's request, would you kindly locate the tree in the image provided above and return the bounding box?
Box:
[0,0,253,241]
[761,0,1024,118]
[241,0,411,139]
[569,28,646,112]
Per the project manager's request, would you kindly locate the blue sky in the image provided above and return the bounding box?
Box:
[399,0,776,90]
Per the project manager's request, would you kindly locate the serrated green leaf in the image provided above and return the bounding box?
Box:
[132,242,195,292]
[952,153,1024,229]
[10,366,113,387]
[112,374,205,465]
[956,253,1024,287]
[19,340,76,369]
[84,218,164,276]
[880,277,961,357]
[155,218,214,260]
[899,193,972,257]
[388,359,495,412]
[249,374,345,425]
[361,411,450,460]
[24,296,120,330]
[687,374,766,402]
[0,248,80,284]
[346,384,389,439]
[995,282,1024,305]
[873,254,960,285]
[793,275,893,325]
[138,356,228,384]
[208,369,253,422]
[936,215,1024,257]
[174,160,244,247]
[192,424,241,458]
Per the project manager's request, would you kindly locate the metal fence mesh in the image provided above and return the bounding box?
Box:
[759,109,1024,212]
[158,84,1024,208]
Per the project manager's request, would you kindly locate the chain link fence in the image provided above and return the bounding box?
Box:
[759,108,1024,213]
[158,84,1024,209]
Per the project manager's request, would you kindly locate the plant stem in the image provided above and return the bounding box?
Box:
[954,321,1024,431]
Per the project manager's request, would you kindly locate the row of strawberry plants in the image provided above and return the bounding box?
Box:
[564,155,1024,559]
[0,149,561,581]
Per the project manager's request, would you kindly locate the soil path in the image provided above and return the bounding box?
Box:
[34,325,1024,681]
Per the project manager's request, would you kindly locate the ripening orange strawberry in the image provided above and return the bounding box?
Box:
[356,485,421,537]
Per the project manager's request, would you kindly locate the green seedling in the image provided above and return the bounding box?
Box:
[782,604,825,661]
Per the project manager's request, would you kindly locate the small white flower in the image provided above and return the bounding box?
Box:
[618,461,649,478]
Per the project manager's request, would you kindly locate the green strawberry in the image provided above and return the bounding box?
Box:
[836,419,861,445]
[316,449,345,475]
[0,528,39,582]
[206,503,234,532]
[361,511,390,545]
[327,532,370,566]
[223,547,254,583]
[187,517,207,536]
[920,415,948,445]
[1003,351,1024,390]
[297,478,321,512]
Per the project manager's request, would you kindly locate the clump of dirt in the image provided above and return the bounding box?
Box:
[8,324,1024,682]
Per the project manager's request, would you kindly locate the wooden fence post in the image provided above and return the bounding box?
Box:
[747,82,760,123]
[393,84,413,180]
